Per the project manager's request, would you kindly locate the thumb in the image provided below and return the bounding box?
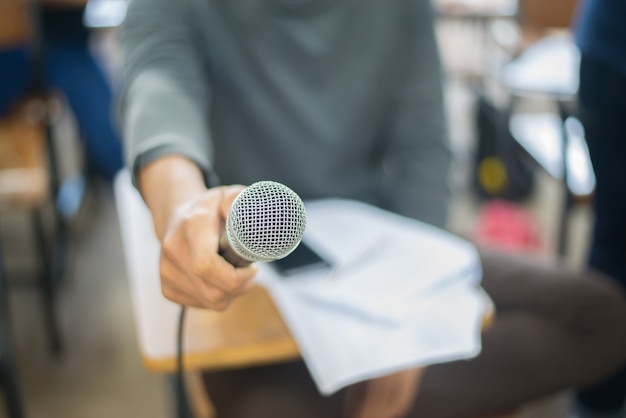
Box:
[219,185,247,220]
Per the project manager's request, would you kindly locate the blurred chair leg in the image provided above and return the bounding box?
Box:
[0,242,25,418]
[34,101,70,356]
[185,371,216,418]
[168,374,194,418]
[32,209,63,355]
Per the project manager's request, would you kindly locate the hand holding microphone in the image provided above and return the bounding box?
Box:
[139,156,306,310]
[219,180,306,267]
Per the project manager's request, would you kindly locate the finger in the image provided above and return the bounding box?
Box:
[186,236,259,294]
[343,383,368,418]
[161,283,207,308]
[160,218,215,285]
[189,266,257,302]
[163,224,258,302]
[184,192,223,257]
[186,240,259,293]
[381,369,422,416]
[181,199,258,292]
[189,267,257,309]
[219,185,247,221]
[394,369,423,414]
[359,382,387,418]
[161,256,206,304]
[359,370,423,418]
[162,254,247,309]
[350,378,401,418]
[165,284,230,311]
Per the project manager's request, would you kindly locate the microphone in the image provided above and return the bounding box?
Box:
[218,181,307,267]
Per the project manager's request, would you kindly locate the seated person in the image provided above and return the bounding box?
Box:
[119,0,626,416]
[0,0,122,182]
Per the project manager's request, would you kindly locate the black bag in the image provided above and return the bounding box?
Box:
[472,94,537,202]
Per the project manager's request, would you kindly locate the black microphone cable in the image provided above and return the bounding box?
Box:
[176,305,187,417]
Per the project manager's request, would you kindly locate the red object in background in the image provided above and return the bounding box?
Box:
[473,200,542,254]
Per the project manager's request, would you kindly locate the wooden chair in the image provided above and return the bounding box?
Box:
[0,96,58,417]
[498,0,593,257]
[0,100,48,209]
[0,97,67,355]
[0,0,93,357]
[0,241,24,418]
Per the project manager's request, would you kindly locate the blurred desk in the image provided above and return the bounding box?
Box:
[83,0,127,29]
[0,98,67,355]
[114,169,495,418]
[139,286,300,373]
[501,34,579,100]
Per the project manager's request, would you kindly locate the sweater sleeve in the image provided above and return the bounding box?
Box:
[118,0,218,187]
[380,0,453,229]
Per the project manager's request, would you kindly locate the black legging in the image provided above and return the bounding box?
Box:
[202,248,626,418]
[574,54,626,413]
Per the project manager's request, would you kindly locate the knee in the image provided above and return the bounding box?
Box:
[551,272,626,351]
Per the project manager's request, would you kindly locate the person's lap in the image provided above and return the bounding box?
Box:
[411,248,626,418]
[202,248,626,418]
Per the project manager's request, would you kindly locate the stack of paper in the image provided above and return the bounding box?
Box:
[255,199,491,395]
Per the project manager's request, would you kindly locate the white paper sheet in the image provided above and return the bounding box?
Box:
[255,199,490,394]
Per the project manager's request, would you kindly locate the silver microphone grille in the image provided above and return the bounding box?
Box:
[226,181,307,263]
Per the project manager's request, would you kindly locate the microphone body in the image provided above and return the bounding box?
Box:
[219,181,307,267]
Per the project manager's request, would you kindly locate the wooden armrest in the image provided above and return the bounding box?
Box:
[144,285,300,373]
[0,99,49,208]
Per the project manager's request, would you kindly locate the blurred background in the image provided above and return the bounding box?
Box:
[0,0,595,416]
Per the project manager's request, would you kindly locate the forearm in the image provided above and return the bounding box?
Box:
[120,0,215,190]
[138,155,207,240]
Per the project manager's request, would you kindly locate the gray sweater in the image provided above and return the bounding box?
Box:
[120,0,452,228]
